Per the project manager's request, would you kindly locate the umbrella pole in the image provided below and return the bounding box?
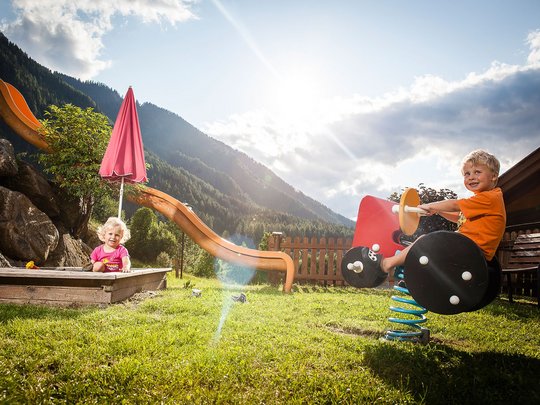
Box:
[118,177,124,218]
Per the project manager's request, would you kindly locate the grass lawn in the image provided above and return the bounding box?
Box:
[0,273,539,404]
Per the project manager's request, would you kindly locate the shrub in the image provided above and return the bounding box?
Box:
[156,251,172,268]
[192,250,216,278]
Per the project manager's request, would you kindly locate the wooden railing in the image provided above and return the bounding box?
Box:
[497,227,540,300]
[269,227,539,299]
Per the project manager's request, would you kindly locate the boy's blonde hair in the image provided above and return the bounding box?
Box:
[97,217,131,243]
[461,149,500,178]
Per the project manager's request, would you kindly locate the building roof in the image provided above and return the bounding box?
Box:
[498,146,540,228]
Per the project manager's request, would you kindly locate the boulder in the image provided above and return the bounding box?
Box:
[3,160,60,217]
[52,183,89,237]
[0,252,11,267]
[0,138,18,177]
[81,221,101,251]
[0,185,59,262]
[43,233,93,267]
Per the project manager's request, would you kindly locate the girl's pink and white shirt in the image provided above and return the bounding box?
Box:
[90,245,129,272]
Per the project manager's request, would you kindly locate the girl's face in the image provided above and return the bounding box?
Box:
[462,162,497,193]
[104,225,123,248]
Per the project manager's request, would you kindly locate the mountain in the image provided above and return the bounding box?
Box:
[0,32,354,241]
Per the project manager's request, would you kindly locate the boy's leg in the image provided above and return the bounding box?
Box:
[381,234,426,273]
[381,243,412,273]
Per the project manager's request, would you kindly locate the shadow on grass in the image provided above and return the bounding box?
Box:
[0,303,95,323]
[363,342,540,404]
[292,284,388,294]
[481,298,539,320]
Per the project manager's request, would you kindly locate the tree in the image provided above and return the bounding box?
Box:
[91,193,119,224]
[127,207,176,263]
[156,251,172,267]
[193,249,216,278]
[164,221,200,273]
[389,183,458,242]
[38,104,113,237]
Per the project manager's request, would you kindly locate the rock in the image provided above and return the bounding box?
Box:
[2,160,60,217]
[0,252,11,267]
[43,233,93,267]
[52,183,89,237]
[0,139,18,177]
[0,186,59,262]
[0,140,92,266]
[82,221,101,250]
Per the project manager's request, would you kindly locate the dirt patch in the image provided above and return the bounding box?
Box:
[122,290,160,306]
[325,325,384,339]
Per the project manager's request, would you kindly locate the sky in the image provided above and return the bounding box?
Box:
[1,0,540,220]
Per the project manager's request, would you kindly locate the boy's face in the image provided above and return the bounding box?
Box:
[104,225,123,248]
[462,162,497,193]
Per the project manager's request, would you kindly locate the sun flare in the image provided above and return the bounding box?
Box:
[269,67,325,119]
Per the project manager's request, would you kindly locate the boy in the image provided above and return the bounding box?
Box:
[365,149,506,275]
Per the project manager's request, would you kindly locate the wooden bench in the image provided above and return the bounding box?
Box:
[499,233,540,307]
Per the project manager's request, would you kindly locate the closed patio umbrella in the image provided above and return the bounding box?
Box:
[99,86,147,217]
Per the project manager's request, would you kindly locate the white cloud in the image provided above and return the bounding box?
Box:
[527,29,540,65]
[1,0,197,79]
[204,31,540,219]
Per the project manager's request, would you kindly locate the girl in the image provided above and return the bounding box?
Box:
[91,217,131,273]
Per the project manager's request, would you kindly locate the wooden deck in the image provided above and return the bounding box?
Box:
[0,267,171,306]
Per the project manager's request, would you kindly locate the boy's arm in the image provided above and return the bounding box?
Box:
[438,212,460,223]
[418,199,461,215]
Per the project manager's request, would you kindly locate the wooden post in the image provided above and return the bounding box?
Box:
[174,257,179,278]
[269,232,283,284]
[179,231,185,279]
[271,231,283,250]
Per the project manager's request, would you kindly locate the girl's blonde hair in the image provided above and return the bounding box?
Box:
[461,149,501,177]
[96,217,131,243]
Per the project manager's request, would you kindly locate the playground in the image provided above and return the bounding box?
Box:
[0,79,294,305]
[0,274,538,403]
[1,78,539,402]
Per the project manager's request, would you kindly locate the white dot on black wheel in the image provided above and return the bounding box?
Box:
[353,261,363,273]
[449,295,460,305]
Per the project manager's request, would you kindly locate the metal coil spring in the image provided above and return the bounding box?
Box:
[385,267,429,343]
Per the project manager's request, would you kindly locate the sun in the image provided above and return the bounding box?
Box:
[268,66,325,119]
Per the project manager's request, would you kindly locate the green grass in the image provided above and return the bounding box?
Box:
[0,275,539,404]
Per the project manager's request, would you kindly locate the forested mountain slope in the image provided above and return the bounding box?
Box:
[0,32,354,240]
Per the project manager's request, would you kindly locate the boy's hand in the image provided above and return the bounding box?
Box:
[418,199,460,219]
[417,204,435,215]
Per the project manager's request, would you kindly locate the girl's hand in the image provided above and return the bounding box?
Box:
[122,257,131,273]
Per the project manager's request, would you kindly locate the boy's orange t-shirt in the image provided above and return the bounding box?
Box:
[456,187,506,261]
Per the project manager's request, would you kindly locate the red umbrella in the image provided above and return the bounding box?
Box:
[99,86,147,217]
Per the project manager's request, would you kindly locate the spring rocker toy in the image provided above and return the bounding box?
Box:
[341,188,500,343]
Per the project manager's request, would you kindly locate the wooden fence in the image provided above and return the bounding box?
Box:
[269,228,539,298]
[268,233,353,286]
[497,227,540,299]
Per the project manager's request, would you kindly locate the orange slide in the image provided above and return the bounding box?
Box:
[0,79,294,292]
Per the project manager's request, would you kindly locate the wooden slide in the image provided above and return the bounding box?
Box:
[0,79,295,292]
